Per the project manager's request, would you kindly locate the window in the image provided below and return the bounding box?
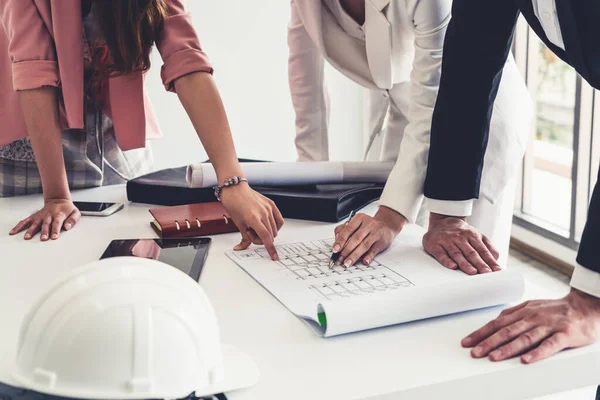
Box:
[513,19,596,250]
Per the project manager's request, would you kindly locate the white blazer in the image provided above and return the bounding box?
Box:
[288,0,532,222]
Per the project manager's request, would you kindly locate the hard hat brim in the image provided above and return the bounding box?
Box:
[195,344,260,398]
[6,345,259,399]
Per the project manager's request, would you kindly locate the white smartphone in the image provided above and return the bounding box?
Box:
[73,201,124,217]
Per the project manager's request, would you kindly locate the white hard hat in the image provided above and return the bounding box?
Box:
[9,257,259,399]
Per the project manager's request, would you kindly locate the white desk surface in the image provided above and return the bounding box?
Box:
[1,186,600,400]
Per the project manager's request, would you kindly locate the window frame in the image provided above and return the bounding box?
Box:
[512,19,596,252]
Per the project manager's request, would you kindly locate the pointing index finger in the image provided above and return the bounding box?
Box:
[253,222,279,261]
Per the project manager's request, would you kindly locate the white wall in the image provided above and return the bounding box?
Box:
[145,0,365,171]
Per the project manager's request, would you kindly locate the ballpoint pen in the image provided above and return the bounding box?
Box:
[329,209,357,268]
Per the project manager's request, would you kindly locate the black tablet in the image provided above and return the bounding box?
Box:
[100,238,211,282]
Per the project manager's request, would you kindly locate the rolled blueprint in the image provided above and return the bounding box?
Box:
[317,270,525,337]
[186,161,395,188]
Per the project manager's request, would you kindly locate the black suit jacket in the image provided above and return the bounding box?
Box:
[424,0,600,273]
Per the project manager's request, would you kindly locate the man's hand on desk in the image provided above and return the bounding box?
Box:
[423,213,500,275]
[332,206,406,267]
[462,289,600,363]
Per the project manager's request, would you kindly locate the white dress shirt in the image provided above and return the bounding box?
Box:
[532,0,565,50]
[428,0,599,297]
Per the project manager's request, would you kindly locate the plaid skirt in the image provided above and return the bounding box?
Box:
[0,99,153,198]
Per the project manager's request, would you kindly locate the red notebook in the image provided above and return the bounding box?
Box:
[149,202,239,238]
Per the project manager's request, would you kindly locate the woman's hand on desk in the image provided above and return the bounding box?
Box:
[332,207,407,267]
[9,198,81,241]
[221,183,284,260]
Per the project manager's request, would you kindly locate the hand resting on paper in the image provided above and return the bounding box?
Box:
[462,289,600,363]
[221,182,284,260]
[422,213,501,275]
[332,206,407,267]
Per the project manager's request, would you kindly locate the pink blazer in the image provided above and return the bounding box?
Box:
[0,0,213,150]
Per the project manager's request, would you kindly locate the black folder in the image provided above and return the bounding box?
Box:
[126,166,384,223]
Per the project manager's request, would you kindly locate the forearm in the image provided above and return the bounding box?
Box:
[378,53,442,222]
[174,72,242,181]
[374,206,407,233]
[573,168,600,294]
[18,87,70,200]
[377,0,449,224]
[423,0,520,201]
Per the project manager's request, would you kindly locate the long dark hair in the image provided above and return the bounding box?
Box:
[92,0,168,76]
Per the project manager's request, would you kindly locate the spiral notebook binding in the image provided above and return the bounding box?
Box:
[172,215,229,231]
